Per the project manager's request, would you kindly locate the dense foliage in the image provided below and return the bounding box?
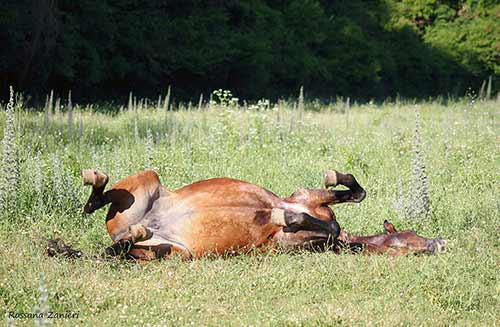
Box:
[1,0,498,101]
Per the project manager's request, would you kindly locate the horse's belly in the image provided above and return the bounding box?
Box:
[174,178,281,209]
[144,191,281,257]
[183,207,280,257]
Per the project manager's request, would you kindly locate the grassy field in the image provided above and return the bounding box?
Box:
[0,96,498,326]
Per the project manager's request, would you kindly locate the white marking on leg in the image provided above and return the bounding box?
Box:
[271,208,286,226]
[324,170,338,188]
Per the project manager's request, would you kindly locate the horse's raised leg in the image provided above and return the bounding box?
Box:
[82,169,110,214]
[286,170,366,210]
[322,170,366,204]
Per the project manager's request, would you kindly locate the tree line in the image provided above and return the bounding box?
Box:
[0,0,498,103]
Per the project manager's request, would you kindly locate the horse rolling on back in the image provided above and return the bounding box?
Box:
[81,169,445,260]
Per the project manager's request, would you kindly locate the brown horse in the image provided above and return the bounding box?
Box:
[82,169,445,260]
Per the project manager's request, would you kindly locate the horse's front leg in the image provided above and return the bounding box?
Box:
[103,224,152,257]
[104,224,192,261]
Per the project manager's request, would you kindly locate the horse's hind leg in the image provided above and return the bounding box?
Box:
[322,170,366,204]
[286,170,366,210]
[271,208,340,238]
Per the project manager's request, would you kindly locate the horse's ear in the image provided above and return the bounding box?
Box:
[383,220,397,234]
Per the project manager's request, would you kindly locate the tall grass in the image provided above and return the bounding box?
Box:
[34,274,49,327]
[0,87,19,215]
[408,107,431,219]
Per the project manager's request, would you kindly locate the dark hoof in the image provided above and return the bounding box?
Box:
[104,240,132,257]
[351,189,366,203]
[329,220,340,239]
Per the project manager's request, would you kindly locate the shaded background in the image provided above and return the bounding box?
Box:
[0,0,498,103]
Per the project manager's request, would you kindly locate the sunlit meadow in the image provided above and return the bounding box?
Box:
[0,91,498,326]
